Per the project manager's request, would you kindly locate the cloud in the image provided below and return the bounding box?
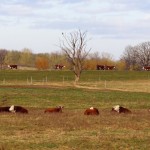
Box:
[0,0,150,39]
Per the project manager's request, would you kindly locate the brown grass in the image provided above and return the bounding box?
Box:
[0,108,150,150]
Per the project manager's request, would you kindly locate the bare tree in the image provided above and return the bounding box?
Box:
[122,42,150,70]
[122,45,139,70]
[60,30,91,82]
[0,49,7,69]
[137,42,150,66]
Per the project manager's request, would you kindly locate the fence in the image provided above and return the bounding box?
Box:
[1,77,150,93]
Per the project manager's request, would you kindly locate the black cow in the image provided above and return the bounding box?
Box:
[0,106,10,113]
[97,65,105,70]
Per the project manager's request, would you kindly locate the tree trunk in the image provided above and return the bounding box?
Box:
[75,74,80,83]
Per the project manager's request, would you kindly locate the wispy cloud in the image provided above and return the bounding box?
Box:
[0,0,150,59]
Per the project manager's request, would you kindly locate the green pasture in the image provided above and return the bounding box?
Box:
[0,70,150,83]
[0,70,150,149]
[0,86,150,109]
[0,86,150,150]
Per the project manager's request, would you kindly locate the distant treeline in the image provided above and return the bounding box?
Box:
[0,41,150,70]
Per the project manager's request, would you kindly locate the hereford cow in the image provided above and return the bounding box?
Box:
[105,65,116,70]
[9,105,28,113]
[0,106,10,113]
[44,106,64,113]
[55,65,65,70]
[8,65,17,69]
[84,107,99,115]
[97,65,105,70]
[111,105,131,114]
[143,66,150,71]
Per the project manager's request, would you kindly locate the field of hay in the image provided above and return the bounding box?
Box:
[0,70,150,150]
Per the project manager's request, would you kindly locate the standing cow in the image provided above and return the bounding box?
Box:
[8,65,17,69]
[105,66,116,70]
[55,65,65,70]
[143,66,150,71]
[97,65,105,70]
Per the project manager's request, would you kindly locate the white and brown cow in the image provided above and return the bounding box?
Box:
[55,65,65,70]
[9,105,28,114]
[105,65,116,70]
[111,105,131,114]
[143,66,150,71]
[8,65,17,69]
[44,106,64,113]
[84,107,99,115]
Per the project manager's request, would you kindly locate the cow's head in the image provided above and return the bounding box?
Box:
[9,105,16,113]
[112,105,120,113]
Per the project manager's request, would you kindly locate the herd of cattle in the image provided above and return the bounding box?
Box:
[96,65,116,70]
[0,105,148,115]
[6,64,150,71]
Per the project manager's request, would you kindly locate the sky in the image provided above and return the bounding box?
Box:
[0,0,150,60]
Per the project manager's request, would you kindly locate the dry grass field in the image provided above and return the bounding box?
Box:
[0,70,150,150]
[0,107,150,150]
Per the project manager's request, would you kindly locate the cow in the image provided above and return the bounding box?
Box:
[105,65,116,70]
[143,66,150,71]
[84,107,99,115]
[9,105,28,114]
[8,65,17,69]
[55,65,65,70]
[111,105,131,114]
[0,106,10,113]
[44,106,64,113]
[97,65,105,70]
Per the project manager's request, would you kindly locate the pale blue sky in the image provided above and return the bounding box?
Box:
[0,0,150,60]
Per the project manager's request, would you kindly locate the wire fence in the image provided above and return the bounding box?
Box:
[0,76,150,93]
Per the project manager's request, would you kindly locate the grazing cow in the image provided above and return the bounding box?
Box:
[8,65,17,69]
[55,64,65,70]
[105,65,116,70]
[9,105,28,114]
[84,107,99,115]
[97,65,105,70]
[0,106,10,113]
[44,106,64,113]
[143,66,150,71]
[111,105,131,114]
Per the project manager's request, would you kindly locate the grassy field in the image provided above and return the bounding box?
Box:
[0,70,150,82]
[0,70,150,150]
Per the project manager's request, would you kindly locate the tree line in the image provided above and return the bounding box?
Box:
[0,34,150,72]
[0,48,123,70]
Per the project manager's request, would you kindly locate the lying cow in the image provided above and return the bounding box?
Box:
[0,106,11,113]
[9,105,28,114]
[44,106,64,113]
[84,107,99,115]
[111,105,131,114]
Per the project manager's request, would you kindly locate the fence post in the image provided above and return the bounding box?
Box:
[31,76,32,84]
[3,78,5,84]
[105,80,106,88]
[27,78,29,84]
[63,76,65,84]
[46,76,47,83]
